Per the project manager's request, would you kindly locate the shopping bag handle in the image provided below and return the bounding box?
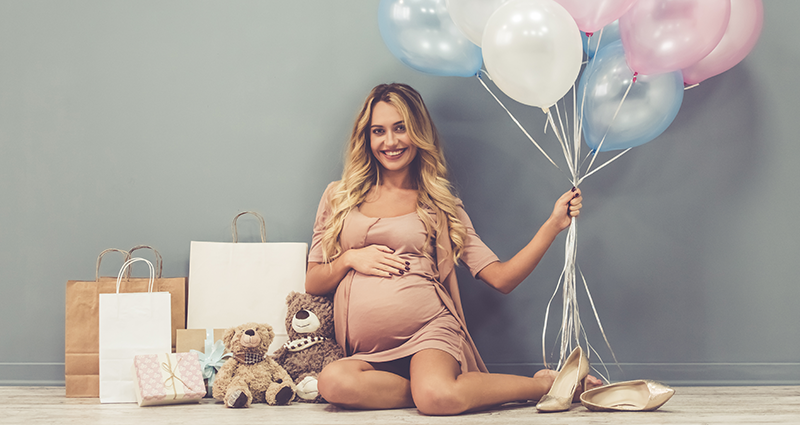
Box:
[95,248,132,281]
[231,211,267,243]
[127,245,164,278]
[116,258,155,294]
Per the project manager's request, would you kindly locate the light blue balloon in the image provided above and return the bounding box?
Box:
[378,0,483,77]
[581,20,621,59]
[579,41,684,152]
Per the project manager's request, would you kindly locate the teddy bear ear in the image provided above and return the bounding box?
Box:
[258,323,275,348]
[286,291,298,303]
[222,327,236,348]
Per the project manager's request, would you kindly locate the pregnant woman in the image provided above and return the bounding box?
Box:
[305,83,598,415]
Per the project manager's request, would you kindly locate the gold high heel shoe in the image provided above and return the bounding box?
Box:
[580,379,675,412]
[535,347,589,412]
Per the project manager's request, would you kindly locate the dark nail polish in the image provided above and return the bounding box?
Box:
[571,186,576,192]
[405,266,410,271]
[399,270,404,275]
[405,261,410,265]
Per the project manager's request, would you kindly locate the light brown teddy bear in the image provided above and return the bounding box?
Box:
[212,322,295,408]
[272,292,344,402]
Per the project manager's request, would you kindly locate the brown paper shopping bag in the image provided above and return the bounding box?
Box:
[65,247,187,398]
[187,211,307,353]
[176,329,226,354]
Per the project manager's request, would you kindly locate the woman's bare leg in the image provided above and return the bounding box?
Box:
[408,349,602,416]
[317,358,414,409]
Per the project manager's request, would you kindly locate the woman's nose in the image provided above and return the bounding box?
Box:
[384,131,398,146]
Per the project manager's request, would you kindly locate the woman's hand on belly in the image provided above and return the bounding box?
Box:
[346,244,409,278]
[306,245,410,295]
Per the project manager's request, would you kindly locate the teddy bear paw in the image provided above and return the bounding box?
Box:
[275,385,295,405]
[226,389,250,408]
[296,376,319,401]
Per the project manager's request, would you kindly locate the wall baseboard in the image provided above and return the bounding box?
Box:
[1,362,798,386]
[487,362,800,386]
[0,363,65,386]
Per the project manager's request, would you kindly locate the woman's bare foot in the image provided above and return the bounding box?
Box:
[577,374,604,401]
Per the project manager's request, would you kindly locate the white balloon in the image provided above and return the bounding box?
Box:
[482,0,583,108]
[446,0,511,46]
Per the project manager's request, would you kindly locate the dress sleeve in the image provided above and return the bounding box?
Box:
[307,182,338,264]
[455,202,500,278]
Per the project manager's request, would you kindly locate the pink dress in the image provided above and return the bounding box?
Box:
[308,183,499,374]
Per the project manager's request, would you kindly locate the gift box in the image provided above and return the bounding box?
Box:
[132,352,206,406]
[176,328,230,397]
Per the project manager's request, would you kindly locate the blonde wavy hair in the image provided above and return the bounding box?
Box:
[319,83,467,265]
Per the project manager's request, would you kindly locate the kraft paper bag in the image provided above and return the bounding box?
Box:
[176,328,227,354]
[65,247,187,398]
[187,211,307,353]
[99,258,172,403]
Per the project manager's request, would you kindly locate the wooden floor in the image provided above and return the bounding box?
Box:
[1,386,798,425]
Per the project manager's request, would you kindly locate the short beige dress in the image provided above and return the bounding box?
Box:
[308,182,499,373]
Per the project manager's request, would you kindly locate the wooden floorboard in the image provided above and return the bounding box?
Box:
[1,386,798,425]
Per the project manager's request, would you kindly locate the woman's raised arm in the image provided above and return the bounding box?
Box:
[477,188,582,294]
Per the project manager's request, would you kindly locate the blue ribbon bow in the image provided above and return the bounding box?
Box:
[191,337,231,396]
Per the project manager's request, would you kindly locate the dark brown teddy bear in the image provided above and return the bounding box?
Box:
[272,292,344,402]
[212,322,295,407]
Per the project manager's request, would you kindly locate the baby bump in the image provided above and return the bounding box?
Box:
[347,274,445,353]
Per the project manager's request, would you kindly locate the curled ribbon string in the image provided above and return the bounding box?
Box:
[161,356,194,400]
[476,70,563,173]
[478,64,623,378]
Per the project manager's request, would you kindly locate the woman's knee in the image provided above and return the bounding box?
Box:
[412,382,467,416]
[317,361,361,405]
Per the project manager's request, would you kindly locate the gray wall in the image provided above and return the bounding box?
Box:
[1,1,798,386]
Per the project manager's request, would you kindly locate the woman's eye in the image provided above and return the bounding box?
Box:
[372,128,384,135]
[395,125,406,133]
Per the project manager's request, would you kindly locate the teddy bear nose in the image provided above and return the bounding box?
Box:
[245,329,255,336]
[295,310,310,320]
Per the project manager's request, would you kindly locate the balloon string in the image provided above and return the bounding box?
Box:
[546,106,577,182]
[582,74,635,179]
[579,265,620,371]
[554,97,572,165]
[476,71,562,171]
[579,148,631,184]
[541,216,577,370]
[541,251,564,370]
[572,84,581,175]
[478,66,620,375]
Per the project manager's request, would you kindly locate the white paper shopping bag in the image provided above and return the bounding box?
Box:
[187,211,307,353]
[99,258,171,403]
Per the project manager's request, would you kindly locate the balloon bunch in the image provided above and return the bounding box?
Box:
[378,0,763,372]
[379,0,763,153]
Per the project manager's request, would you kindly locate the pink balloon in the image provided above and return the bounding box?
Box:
[682,0,764,85]
[554,0,638,33]
[619,0,731,75]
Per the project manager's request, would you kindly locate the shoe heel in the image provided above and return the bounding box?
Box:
[536,347,589,413]
[578,375,588,398]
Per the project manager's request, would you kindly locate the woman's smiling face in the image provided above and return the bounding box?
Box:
[369,101,418,176]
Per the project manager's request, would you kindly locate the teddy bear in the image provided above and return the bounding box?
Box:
[272,291,344,402]
[212,322,296,408]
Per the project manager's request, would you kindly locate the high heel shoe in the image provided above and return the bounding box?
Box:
[580,379,675,412]
[535,347,589,412]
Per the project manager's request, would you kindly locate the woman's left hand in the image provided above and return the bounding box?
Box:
[547,187,582,232]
